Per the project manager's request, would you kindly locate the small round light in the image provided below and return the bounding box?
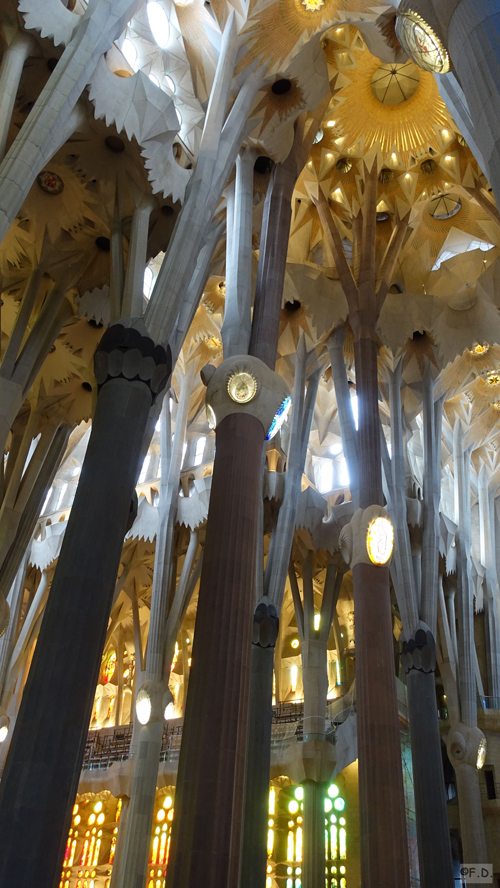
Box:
[74,815,81,826]
[366,516,394,565]
[294,787,304,801]
[334,797,345,811]
[328,784,339,798]
[157,809,166,821]
[288,800,299,814]
[72,804,79,815]
[164,702,175,720]
[324,798,332,812]
[227,371,258,403]
[291,638,300,649]
[88,814,96,825]
[339,817,346,825]
[167,809,174,821]
[477,737,487,770]
[136,687,152,725]
[94,802,103,813]
[97,813,105,825]
[0,725,8,743]
[163,796,173,809]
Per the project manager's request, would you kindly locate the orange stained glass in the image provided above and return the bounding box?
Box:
[101,651,117,684]
[87,836,96,866]
[116,798,123,822]
[151,835,160,864]
[63,836,72,865]
[159,831,167,864]
[109,836,117,864]
[92,838,101,866]
[69,838,77,867]
[80,840,89,866]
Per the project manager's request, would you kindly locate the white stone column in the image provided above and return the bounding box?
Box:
[0,33,34,162]
[0,0,142,243]
[221,147,256,358]
[121,196,155,319]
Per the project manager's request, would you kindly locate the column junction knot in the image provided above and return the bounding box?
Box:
[252,596,279,648]
[94,318,172,402]
[401,621,436,674]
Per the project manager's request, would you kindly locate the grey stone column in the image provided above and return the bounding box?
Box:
[0,320,170,888]
[402,625,455,888]
[239,601,278,888]
[302,781,326,888]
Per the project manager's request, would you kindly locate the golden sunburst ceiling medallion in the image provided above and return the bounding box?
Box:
[301,0,324,11]
[395,11,451,74]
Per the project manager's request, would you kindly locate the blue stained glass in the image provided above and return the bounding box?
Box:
[266,397,291,441]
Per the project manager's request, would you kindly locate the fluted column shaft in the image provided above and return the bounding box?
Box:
[352,333,410,888]
[0,322,170,888]
[166,412,265,888]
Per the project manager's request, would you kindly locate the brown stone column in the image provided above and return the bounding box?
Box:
[352,333,410,888]
[166,411,265,888]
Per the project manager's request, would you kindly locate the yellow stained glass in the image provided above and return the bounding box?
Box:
[339,828,346,859]
[295,826,302,862]
[287,830,294,862]
[269,787,275,815]
[109,837,117,864]
[267,827,274,857]
[159,831,167,864]
[92,838,101,866]
[152,835,159,864]
[330,825,338,858]
[101,651,117,684]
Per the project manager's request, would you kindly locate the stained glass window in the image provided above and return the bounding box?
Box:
[267,782,348,888]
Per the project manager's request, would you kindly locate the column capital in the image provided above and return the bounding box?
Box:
[252,597,279,648]
[401,621,436,674]
[204,354,289,439]
[94,318,171,402]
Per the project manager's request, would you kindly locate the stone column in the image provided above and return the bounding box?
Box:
[0,0,142,243]
[402,626,455,887]
[239,601,278,888]
[351,330,410,888]
[166,356,288,888]
[0,32,34,162]
[221,147,256,358]
[0,320,170,888]
[121,196,156,319]
[302,781,326,888]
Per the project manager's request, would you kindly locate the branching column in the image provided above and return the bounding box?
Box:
[316,159,410,887]
[0,320,170,888]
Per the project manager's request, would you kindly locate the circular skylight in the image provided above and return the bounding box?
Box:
[429,194,462,220]
[147,1,170,48]
[164,75,175,94]
[371,61,420,106]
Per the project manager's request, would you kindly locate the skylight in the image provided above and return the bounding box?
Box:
[147,1,170,48]
[432,239,494,271]
[121,39,138,70]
